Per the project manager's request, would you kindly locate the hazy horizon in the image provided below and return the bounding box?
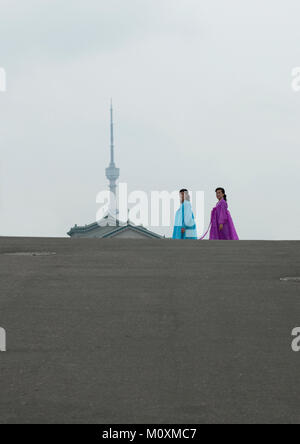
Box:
[0,0,299,239]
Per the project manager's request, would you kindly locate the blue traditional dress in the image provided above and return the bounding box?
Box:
[173,201,197,239]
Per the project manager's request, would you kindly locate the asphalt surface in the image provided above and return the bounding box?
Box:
[0,237,299,424]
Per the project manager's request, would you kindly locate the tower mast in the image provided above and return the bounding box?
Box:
[105,100,120,196]
[110,99,114,164]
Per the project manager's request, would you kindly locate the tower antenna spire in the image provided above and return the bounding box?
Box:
[110,99,114,164]
[106,100,120,196]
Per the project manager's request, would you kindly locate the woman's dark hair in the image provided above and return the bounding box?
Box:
[215,187,227,201]
[180,188,188,193]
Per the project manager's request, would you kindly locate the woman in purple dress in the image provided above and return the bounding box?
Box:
[209,188,239,240]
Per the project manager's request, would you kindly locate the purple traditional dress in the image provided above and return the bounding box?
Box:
[209,199,239,240]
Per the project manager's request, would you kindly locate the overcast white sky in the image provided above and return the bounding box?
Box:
[0,0,299,239]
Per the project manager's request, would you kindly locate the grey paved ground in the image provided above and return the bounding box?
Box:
[0,237,299,424]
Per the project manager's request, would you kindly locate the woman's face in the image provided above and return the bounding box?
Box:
[216,189,224,201]
[180,192,185,203]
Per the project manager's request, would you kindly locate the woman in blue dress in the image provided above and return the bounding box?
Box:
[173,189,197,239]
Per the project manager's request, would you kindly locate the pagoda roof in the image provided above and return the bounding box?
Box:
[67,214,163,239]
